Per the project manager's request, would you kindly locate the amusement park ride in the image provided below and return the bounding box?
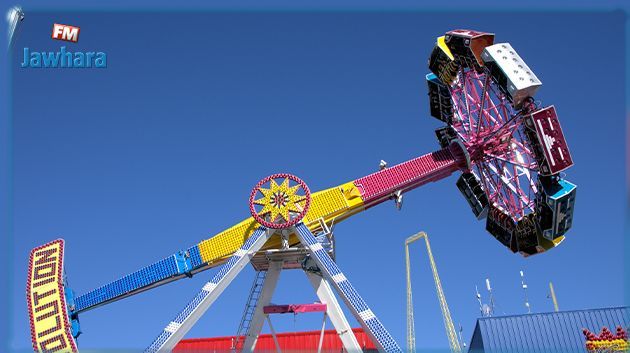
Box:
[27,29,577,353]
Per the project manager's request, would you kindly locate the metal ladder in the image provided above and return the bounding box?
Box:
[233,270,267,352]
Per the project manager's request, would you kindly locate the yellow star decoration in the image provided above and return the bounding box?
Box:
[253,178,306,224]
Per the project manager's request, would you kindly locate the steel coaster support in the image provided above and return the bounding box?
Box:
[305,271,363,353]
[144,227,272,353]
[241,260,284,353]
[295,223,402,353]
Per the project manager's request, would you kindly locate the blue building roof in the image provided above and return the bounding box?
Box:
[469,306,630,353]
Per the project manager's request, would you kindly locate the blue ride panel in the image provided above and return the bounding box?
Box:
[75,255,179,312]
[295,223,402,353]
[64,276,81,338]
[536,177,577,240]
[74,245,208,313]
[186,245,204,269]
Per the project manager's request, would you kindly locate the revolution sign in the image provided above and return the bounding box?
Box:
[27,239,77,353]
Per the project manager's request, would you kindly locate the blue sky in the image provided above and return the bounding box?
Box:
[8,10,626,352]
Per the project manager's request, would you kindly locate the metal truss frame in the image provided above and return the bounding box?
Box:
[146,224,401,353]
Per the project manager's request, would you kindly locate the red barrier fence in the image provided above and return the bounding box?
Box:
[175,328,377,353]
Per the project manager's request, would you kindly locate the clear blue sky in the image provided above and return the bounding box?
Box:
[8,10,626,352]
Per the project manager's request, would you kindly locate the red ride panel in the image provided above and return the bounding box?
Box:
[531,106,573,174]
[175,328,377,352]
[353,148,459,205]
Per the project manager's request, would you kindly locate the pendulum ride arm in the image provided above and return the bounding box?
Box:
[71,147,463,314]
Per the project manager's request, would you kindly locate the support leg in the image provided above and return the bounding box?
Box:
[296,224,402,353]
[317,312,327,353]
[144,227,272,353]
[241,260,283,352]
[305,272,363,353]
[266,315,283,353]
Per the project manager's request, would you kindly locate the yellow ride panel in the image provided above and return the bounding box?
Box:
[437,36,454,60]
[303,184,354,225]
[198,218,259,264]
[27,240,77,353]
[197,181,365,265]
